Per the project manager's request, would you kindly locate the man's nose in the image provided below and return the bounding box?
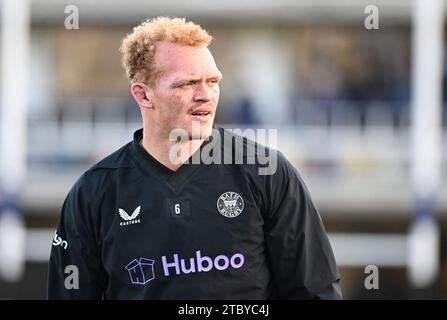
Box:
[194,83,213,102]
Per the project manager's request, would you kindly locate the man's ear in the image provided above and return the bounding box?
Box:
[131,82,153,109]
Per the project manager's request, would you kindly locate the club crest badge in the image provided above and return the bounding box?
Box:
[217,191,244,218]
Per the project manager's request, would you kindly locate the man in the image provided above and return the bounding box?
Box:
[47,17,342,299]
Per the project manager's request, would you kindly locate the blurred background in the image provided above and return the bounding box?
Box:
[0,0,446,299]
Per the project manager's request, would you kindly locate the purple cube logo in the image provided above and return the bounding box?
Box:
[125,258,155,285]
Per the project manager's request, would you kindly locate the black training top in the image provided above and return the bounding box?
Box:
[47,127,341,299]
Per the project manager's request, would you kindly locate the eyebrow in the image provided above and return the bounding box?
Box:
[171,74,223,87]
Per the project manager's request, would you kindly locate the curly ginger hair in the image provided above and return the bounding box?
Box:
[120,16,213,87]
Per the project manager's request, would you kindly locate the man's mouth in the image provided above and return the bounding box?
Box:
[190,109,212,121]
[191,111,211,116]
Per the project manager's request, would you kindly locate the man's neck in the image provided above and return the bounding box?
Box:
[140,128,205,172]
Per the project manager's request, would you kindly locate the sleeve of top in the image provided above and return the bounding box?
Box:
[47,178,106,299]
[263,151,342,300]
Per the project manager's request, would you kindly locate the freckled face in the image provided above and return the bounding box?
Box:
[146,42,222,140]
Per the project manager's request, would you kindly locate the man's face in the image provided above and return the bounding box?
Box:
[146,41,222,140]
